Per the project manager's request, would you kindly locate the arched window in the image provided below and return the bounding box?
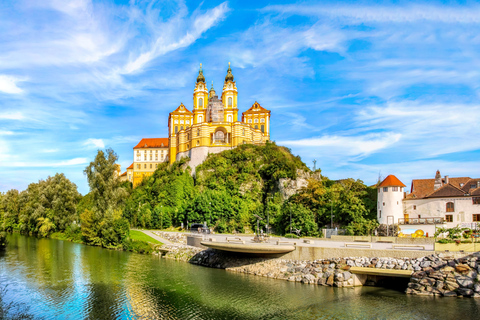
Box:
[175,126,178,133]
[242,128,245,136]
[228,115,232,122]
[261,124,264,133]
[255,125,258,129]
[254,119,258,123]
[197,140,200,146]
[199,98,203,107]
[446,202,454,212]
[197,129,200,136]
[228,97,232,106]
[180,126,184,131]
[198,115,203,122]
[261,118,265,123]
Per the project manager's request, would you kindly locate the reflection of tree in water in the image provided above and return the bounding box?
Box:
[80,245,129,320]
[0,285,35,320]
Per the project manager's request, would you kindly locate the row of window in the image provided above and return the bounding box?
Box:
[136,163,159,170]
[378,212,480,222]
[246,118,265,124]
[380,187,402,192]
[197,97,233,107]
[174,119,190,125]
[175,125,266,136]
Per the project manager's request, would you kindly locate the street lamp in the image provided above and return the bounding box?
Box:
[289,203,292,234]
[330,199,335,229]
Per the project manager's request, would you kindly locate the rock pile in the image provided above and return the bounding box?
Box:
[406,253,480,297]
[153,231,187,244]
[162,244,202,261]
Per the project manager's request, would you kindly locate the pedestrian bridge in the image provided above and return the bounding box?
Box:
[349,267,413,278]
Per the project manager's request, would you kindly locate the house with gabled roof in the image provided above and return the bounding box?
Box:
[377,170,480,236]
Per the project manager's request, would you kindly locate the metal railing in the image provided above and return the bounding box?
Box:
[398,217,444,225]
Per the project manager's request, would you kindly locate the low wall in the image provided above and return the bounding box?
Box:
[435,242,480,252]
[330,235,434,245]
[282,246,430,260]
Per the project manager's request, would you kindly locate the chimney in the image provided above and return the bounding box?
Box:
[444,175,449,185]
[477,181,480,188]
[434,170,442,190]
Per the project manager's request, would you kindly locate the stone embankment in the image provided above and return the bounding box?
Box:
[406,253,480,297]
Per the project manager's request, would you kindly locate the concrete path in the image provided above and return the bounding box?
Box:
[150,230,435,251]
[134,229,173,245]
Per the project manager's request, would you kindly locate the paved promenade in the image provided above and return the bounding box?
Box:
[137,229,435,251]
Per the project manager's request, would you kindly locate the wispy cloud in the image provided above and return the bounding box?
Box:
[0,112,25,120]
[83,138,105,149]
[264,4,480,23]
[279,132,402,159]
[3,157,88,168]
[122,2,230,74]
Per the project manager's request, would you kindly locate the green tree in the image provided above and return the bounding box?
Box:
[81,149,129,247]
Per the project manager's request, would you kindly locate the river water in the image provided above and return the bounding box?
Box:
[1,234,479,319]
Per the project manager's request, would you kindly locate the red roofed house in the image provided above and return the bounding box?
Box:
[377,170,480,236]
[131,138,169,187]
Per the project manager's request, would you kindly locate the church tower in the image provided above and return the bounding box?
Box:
[222,62,238,123]
[193,64,208,125]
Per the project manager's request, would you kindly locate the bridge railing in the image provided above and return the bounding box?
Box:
[398,217,444,225]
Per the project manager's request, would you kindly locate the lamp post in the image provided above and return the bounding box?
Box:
[289,203,292,234]
[330,199,334,229]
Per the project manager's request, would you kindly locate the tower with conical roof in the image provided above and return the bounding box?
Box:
[193,63,208,125]
[377,175,406,225]
[222,62,238,123]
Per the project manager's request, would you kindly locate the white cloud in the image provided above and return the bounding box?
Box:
[43,148,59,153]
[83,138,105,149]
[279,132,402,159]
[264,4,480,23]
[122,2,230,74]
[0,131,14,135]
[0,112,25,120]
[4,157,88,168]
[357,102,480,157]
[0,75,25,94]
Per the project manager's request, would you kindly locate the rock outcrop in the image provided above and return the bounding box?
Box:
[277,169,322,199]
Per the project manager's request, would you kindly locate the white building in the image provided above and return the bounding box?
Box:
[377,175,406,225]
[377,171,480,236]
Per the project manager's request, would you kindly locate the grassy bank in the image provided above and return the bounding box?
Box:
[129,230,163,245]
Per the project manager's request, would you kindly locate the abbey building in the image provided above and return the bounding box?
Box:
[120,63,271,187]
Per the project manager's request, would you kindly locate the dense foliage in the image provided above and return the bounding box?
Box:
[0,173,81,237]
[80,149,130,248]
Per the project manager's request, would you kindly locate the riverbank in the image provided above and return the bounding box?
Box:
[160,243,480,298]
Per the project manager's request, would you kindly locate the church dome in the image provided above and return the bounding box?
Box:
[197,63,205,83]
[225,62,234,82]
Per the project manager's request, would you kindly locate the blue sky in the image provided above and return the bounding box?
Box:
[1,0,480,195]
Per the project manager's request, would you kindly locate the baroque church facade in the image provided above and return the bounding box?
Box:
[120,63,271,187]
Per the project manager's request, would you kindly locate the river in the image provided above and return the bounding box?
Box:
[1,233,479,319]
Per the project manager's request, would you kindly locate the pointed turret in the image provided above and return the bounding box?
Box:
[209,81,216,98]
[196,63,205,83]
[225,62,234,82]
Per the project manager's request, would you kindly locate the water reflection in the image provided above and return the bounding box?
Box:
[1,233,480,319]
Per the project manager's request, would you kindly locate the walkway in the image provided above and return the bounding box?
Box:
[142,230,435,251]
[135,229,173,245]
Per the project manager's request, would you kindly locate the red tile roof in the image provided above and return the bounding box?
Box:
[425,184,465,198]
[120,171,127,177]
[378,175,406,188]
[134,138,169,149]
[408,177,471,199]
[127,163,134,169]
